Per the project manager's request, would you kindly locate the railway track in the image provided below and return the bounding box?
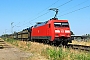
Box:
[32,40,90,51]
[0,38,12,49]
[67,44,90,51]
[27,39,90,51]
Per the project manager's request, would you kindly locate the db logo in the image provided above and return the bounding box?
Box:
[61,30,64,33]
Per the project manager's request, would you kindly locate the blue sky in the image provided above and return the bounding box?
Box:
[0,0,90,36]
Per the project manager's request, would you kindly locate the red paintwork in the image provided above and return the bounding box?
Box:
[31,19,71,41]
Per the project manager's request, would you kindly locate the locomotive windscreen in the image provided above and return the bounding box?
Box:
[54,22,69,27]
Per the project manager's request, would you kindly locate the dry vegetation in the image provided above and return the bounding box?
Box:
[3,38,90,60]
[69,40,90,46]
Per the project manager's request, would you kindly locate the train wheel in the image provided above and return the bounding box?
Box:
[56,41,62,46]
[43,40,49,44]
[62,41,68,46]
[49,41,55,46]
[46,40,49,44]
[44,40,47,44]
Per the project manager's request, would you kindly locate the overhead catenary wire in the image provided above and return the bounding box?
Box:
[14,0,89,30]
[60,0,89,13]
[58,5,90,17]
[14,4,90,32]
[17,0,60,27]
[12,0,88,26]
[19,0,73,27]
[35,0,60,16]
[19,11,50,27]
[13,0,88,28]
[26,0,73,24]
[13,1,59,28]
[21,11,50,26]
[56,0,73,8]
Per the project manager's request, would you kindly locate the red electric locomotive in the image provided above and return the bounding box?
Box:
[30,8,73,45]
[31,18,73,45]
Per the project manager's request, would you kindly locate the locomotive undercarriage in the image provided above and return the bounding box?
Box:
[53,37,72,46]
[30,36,73,46]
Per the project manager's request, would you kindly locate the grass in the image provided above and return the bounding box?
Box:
[3,38,90,60]
[3,38,31,51]
[46,48,67,60]
[4,38,18,46]
[41,47,90,60]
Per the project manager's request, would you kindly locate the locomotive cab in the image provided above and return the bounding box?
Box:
[54,21,70,37]
[47,18,72,45]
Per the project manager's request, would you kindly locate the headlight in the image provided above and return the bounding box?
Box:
[65,30,70,33]
[55,30,60,33]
